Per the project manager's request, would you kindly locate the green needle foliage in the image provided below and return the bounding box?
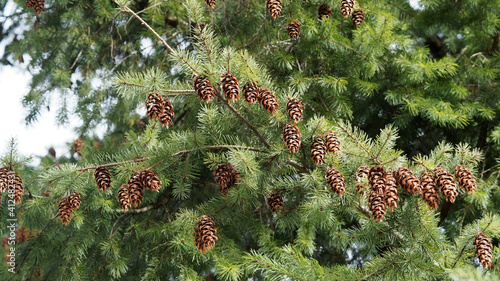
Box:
[0,0,500,279]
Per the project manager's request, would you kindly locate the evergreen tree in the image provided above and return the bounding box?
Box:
[0,0,499,279]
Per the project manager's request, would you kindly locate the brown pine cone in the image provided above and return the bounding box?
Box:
[266,0,282,19]
[221,72,240,102]
[318,3,332,19]
[205,0,216,8]
[369,189,386,222]
[146,93,164,121]
[140,170,162,192]
[34,0,44,15]
[58,197,73,225]
[282,123,301,153]
[356,164,369,182]
[73,138,84,157]
[326,166,345,195]
[435,167,457,203]
[352,9,364,27]
[194,76,215,103]
[310,137,327,165]
[159,98,175,128]
[473,231,493,269]
[94,166,112,193]
[194,215,218,253]
[243,83,259,105]
[68,191,81,210]
[15,227,30,243]
[454,165,476,194]
[117,184,131,211]
[12,172,23,204]
[394,167,422,195]
[286,21,301,39]
[214,164,239,194]
[258,88,279,114]
[0,167,9,193]
[368,166,385,195]
[420,171,439,211]
[384,170,399,212]
[286,98,303,124]
[267,189,284,213]
[324,130,340,153]
[340,0,355,18]
[128,172,144,208]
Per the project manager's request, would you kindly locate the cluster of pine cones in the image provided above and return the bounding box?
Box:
[213,164,239,194]
[58,191,81,225]
[0,167,24,204]
[146,93,175,128]
[26,0,44,15]
[118,169,162,211]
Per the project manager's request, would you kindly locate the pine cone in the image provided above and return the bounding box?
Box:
[473,231,493,269]
[267,188,284,213]
[34,0,44,15]
[324,130,340,153]
[221,72,240,102]
[26,0,36,8]
[266,0,282,19]
[352,9,364,27]
[243,83,259,105]
[318,3,332,19]
[73,138,84,156]
[326,166,345,195]
[0,167,9,193]
[127,172,144,208]
[94,166,112,193]
[282,123,301,153]
[159,98,175,128]
[214,164,239,194]
[368,166,385,194]
[394,167,422,195]
[58,197,73,225]
[13,172,23,204]
[68,191,81,210]
[356,164,369,182]
[146,93,164,121]
[420,171,439,211]
[310,137,327,165]
[369,189,386,222]
[356,182,366,196]
[384,170,399,212]
[286,98,303,123]
[141,170,162,192]
[286,21,301,39]
[454,165,476,193]
[15,227,30,243]
[194,76,215,103]
[205,0,216,8]
[340,0,355,18]
[194,215,218,253]
[258,88,279,114]
[117,184,131,211]
[435,167,457,203]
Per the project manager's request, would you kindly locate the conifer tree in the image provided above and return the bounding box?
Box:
[0,0,500,280]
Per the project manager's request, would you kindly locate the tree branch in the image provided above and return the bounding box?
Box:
[360,261,395,280]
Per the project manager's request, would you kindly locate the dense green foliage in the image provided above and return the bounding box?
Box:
[0,0,499,279]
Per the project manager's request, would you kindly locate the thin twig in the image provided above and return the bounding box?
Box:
[360,261,395,280]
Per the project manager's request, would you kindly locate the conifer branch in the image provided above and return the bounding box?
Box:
[360,261,395,280]
[120,6,199,74]
[337,124,377,163]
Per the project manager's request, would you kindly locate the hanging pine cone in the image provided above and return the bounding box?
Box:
[258,88,279,114]
[286,98,303,123]
[140,170,162,192]
[384,170,399,212]
[394,167,422,195]
[204,0,216,8]
[26,0,36,8]
[94,166,112,193]
[266,0,282,19]
[473,231,493,269]
[454,165,476,193]
[73,138,84,156]
[326,166,346,195]
[194,215,218,253]
[146,93,164,121]
[159,98,175,128]
[0,167,9,193]
[221,72,240,102]
[351,9,364,27]
[127,172,144,208]
[324,130,340,153]
[286,21,301,39]
[310,137,327,165]
[12,172,23,204]
[117,184,131,211]
[194,75,215,103]
[15,227,30,243]
[420,171,439,211]
[318,3,332,19]
[34,0,44,15]
[356,164,369,182]
[435,167,457,203]
[282,123,301,153]
[68,191,81,210]
[368,166,385,194]
[369,189,386,222]
[243,83,259,105]
[58,197,73,225]
[340,0,355,18]
[214,164,239,194]
[267,188,284,213]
